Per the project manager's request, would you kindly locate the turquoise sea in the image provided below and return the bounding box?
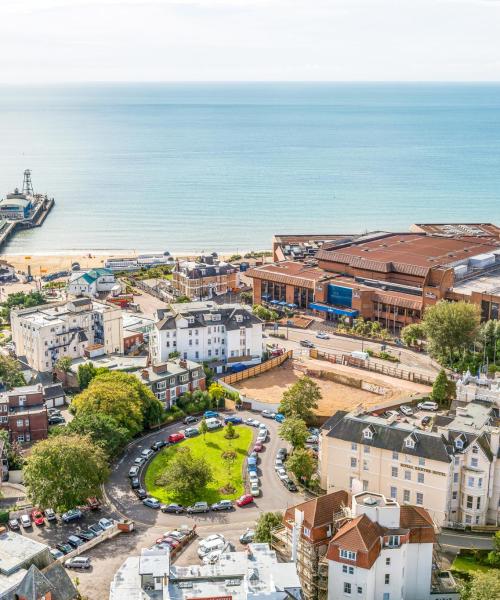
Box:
[0,83,499,255]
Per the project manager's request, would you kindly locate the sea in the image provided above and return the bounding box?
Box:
[0,82,499,255]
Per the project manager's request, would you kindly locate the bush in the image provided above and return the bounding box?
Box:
[0,509,9,524]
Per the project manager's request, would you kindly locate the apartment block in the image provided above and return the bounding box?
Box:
[0,384,48,444]
[172,256,239,300]
[11,298,123,372]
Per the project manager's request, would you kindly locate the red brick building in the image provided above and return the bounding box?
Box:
[0,384,48,444]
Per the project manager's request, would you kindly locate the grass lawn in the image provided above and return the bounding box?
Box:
[144,426,253,504]
[451,555,494,574]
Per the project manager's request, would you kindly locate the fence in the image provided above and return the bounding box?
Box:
[310,349,434,386]
[221,350,293,385]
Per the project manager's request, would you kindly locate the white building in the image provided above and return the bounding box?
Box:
[110,543,302,600]
[11,298,123,372]
[326,492,457,600]
[68,267,119,298]
[150,301,264,370]
[105,253,174,271]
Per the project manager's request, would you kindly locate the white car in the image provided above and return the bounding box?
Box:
[128,465,140,477]
[134,456,146,465]
[276,468,289,481]
[98,518,114,530]
[400,405,413,416]
[275,458,284,470]
[250,482,261,497]
[202,549,224,565]
[199,534,225,546]
[250,419,261,427]
[20,514,32,528]
[141,448,154,459]
[248,471,259,485]
[257,433,267,443]
[418,401,439,411]
[198,539,227,558]
[316,331,330,339]
[261,410,274,419]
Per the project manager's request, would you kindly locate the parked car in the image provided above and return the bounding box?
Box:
[418,401,439,411]
[44,508,57,522]
[316,331,330,339]
[248,419,261,427]
[77,529,96,541]
[305,435,318,445]
[276,468,288,481]
[86,497,101,510]
[203,411,219,419]
[421,416,432,426]
[187,501,210,514]
[277,448,288,460]
[274,413,285,423]
[128,465,140,478]
[249,451,259,461]
[275,458,284,470]
[48,415,65,425]
[211,500,234,512]
[141,448,155,459]
[250,482,261,497]
[256,432,268,443]
[247,462,257,473]
[65,557,91,570]
[197,538,227,558]
[88,523,104,536]
[253,442,264,452]
[284,479,298,492]
[239,529,255,544]
[261,410,274,419]
[143,497,161,509]
[161,503,184,514]
[245,417,256,426]
[20,514,32,528]
[56,543,73,554]
[130,477,140,489]
[183,427,199,438]
[50,548,65,560]
[248,471,259,485]
[168,432,185,444]
[184,415,199,424]
[62,508,83,524]
[8,518,20,530]
[206,418,222,430]
[48,408,61,417]
[67,535,85,548]
[98,517,114,530]
[30,508,45,526]
[300,339,314,348]
[134,456,146,466]
[134,488,148,500]
[236,494,254,507]
[400,405,414,416]
[151,440,168,451]
[384,410,399,420]
[224,416,243,425]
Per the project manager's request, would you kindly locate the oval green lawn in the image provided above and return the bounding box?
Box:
[144,425,254,505]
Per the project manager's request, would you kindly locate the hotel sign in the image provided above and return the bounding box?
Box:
[401,463,446,477]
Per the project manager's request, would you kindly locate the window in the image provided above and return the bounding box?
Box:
[303,527,311,538]
[390,486,397,499]
[465,515,472,524]
[386,557,391,566]
[351,442,357,451]
[418,472,425,484]
[364,445,370,454]
[392,451,398,460]
[405,437,415,449]
[404,470,411,481]
[472,445,478,454]
[455,439,464,450]
[403,489,410,503]
[466,496,473,509]
[471,458,478,468]
[478,478,483,488]
[452,491,457,500]
[344,583,351,595]
[363,428,373,440]
[468,477,474,488]
[455,456,460,465]
[386,535,399,547]
[454,473,459,483]
[476,497,481,510]
[342,566,354,575]
[16,419,23,427]
[18,395,26,405]
[392,467,398,478]
[416,492,423,505]
[419,457,425,466]
[363,460,368,471]
[17,434,25,443]
[340,549,357,561]
[350,458,357,468]
[363,480,369,491]
[157,381,166,390]
[385,574,390,585]
[383,594,390,600]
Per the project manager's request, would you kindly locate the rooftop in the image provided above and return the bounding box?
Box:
[248,261,328,287]
[411,222,500,238]
[0,531,48,576]
[69,354,148,374]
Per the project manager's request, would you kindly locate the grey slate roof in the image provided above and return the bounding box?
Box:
[43,383,65,400]
[322,411,452,463]
[157,304,262,332]
[3,563,77,600]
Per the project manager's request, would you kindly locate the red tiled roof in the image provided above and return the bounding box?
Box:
[247,261,327,288]
[327,514,384,555]
[284,490,350,530]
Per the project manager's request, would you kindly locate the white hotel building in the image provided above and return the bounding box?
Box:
[149,301,264,370]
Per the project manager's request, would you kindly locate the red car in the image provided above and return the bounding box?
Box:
[236,494,254,507]
[253,443,263,452]
[168,432,185,444]
[30,508,45,526]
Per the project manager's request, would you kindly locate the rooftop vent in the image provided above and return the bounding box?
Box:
[363,496,378,506]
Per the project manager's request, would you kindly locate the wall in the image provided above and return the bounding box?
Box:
[221,350,292,385]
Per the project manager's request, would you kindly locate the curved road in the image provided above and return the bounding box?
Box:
[105,410,305,529]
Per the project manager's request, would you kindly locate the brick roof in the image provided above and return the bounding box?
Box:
[327,514,384,555]
[247,261,327,289]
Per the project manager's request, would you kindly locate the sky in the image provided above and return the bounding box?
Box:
[1,0,500,83]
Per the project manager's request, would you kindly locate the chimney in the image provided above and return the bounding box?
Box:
[141,370,149,380]
[179,359,187,369]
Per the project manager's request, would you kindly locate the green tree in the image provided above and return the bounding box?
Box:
[431,369,451,407]
[401,323,426,347]
[287,448,317,483]
[1,291,45,323]
[156,447,213,500]
[199,418,208,441]
[55,355,73,374]
[64,412,131,459]
[23,435,109,511]
[240,291,253,304]
[0,354,26,389]
[254,511,283,544]
[252,304,278,322]
[0,430,24,469]
[209,382,226,409]
[279,417,310,449]
[459,571,500,600]
[225,422,237,439]
[76,362,111,390]
[279,376,321,421]
[421,300,481,364]
[221,449,237,492]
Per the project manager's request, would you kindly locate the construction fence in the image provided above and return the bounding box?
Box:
[221,350,293,385]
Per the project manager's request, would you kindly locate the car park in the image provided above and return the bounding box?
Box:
[184,427,199,437]
[239,529,254,544]
[250,482,261,497]
[56,543,73,554]
[98,518,114,530]
[65,557,91,570]
[236,494,254,507]
[187,501,210,514]
[8,518,20,530]
[134,456,146,466]
[161,503,185,514]
[134,488,148,500]
[20,514,32,528]
[62,509,83,523]
[68,535,85,548]
[44,508,56,522]
[300,339,314,348]
[31,508,45,526]
[211,500,234,512]
[400,405,414,416]
[224,415,243,425]
[203,411,219,419]
[151,440,168,451]
[128,465,140,478]
[50,548,65,560]
[143,497,161,509]
[141,448,155,459]
[130,477,140,489]
[418,401,439,411]
[184,415,198,424]
[168,432,185,444]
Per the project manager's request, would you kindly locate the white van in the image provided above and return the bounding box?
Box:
[206,417,222,430]
[351,351,369,361]
[198,538,227,558]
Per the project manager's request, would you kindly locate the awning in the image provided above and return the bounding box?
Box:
[309,302,359,317]
[287,303,296,308]
[270,299,279,304]
[278,301,287,306]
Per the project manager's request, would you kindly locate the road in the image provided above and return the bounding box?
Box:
[270,325,439,379]
[439,529,494,550]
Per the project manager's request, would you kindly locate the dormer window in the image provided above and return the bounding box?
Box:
[339,549,357,561]
[455,439,464,450]
[235,315,243,323]
[187,316,195,325]
[472,446,478,454]
[212,314,221,321]
[405,436,415,449]
[363,427,373,440]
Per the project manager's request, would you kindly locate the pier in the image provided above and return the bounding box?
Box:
[0,196,55,252]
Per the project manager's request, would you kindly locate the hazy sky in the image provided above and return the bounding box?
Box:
[1,0,500,82]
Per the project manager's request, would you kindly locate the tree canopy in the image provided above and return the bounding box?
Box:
[431,369,455,407]
[23,435,109,511]
[252,304,278,322]
[77,362,109,390]
[0,354,26,389]
[279,376,320,421]
[279,417,310,449]
[0,291,46,323]
[287,448,316,483]
[254,511,283,544]
[155,447,213,500]
[459,571,500,600]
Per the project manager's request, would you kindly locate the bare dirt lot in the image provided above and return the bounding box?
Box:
[233,357,431,417]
